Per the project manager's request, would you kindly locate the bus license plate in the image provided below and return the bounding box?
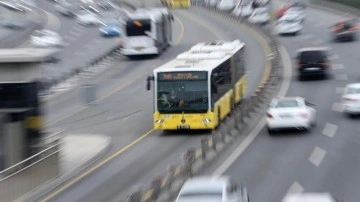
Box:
[177,125,190,129]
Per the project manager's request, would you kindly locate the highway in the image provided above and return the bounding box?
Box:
[199,1,360,202]
[34,3,268,202]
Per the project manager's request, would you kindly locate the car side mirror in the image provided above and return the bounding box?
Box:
[305,101,315,106]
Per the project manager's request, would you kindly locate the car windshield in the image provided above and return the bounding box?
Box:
[299,51,326,63]
[273,100,300,108]
[178,191,223,200]
[346,87,360,94]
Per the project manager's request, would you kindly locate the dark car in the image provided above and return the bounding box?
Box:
[330,18,359,42]
[295,47,331,80]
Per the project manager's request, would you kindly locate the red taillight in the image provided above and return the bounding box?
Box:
[332,26,343,32]
[266,113,273,118]
[349,26,360,31]
[344,97,358,102]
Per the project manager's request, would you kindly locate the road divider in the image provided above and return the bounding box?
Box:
[123,2,285,202]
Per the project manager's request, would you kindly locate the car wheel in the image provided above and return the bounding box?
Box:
[267,127,274,135]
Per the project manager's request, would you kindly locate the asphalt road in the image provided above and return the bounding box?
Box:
[35,5,268,202]
[199,1,360,202]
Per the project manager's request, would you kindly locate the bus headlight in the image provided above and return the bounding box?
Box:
[155,119,165,124]
[202,118,212,123]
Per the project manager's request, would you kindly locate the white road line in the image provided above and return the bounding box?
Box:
[286,181,304,195]
[322,122,338,138]
[309,146,326,167]
[335,74,348,80]
[331,102,343,113]
[335,87,345,94]
[212,44,292,175]
[329,54,339,60]
[332,64,344,70]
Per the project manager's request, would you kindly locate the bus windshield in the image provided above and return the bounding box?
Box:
[157,80,209,113]
[125,19,151,36]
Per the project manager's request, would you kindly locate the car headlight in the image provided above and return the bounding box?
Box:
[155,119,164,124]
[202,118,212,123]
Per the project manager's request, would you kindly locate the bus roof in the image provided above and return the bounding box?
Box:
[153,40,245,74]
[127,8,167,21]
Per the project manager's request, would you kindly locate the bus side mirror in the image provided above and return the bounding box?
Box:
[146,75,154,91]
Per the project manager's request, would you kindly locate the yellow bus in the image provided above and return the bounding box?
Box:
[146,40,247,130]
[163,0,191,8]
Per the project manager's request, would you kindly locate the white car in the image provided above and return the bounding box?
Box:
[76,10,100,26]
[248,7,270,24]
[217,0,236,11]
[342,83,360,117]
[283,193,339,202]
[233,3,253,17]
[175,176,249,202]
[266,97,316,133]
[284,6,305,22]
[30,29,63,48]
[275,18,303,35]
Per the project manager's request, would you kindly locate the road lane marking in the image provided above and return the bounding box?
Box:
[213,44,292,175]
[335,74,348,80]
[173,15,185,45]
[322,122,338,138]
[286,181,304,195]
[178,11,222,39]
[39,129,155,202]
[332,64,344,70]
[331,102,343,113]
[309,146,326,167]
[336,87,345,94]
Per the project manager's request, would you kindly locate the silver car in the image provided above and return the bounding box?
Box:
[176,176,249,202]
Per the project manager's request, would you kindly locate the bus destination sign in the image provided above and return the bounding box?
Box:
[158,72,207,81]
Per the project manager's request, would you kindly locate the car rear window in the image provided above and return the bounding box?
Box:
[346,87,360,94]
[299,51,326,63]
[274,100,299,108]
